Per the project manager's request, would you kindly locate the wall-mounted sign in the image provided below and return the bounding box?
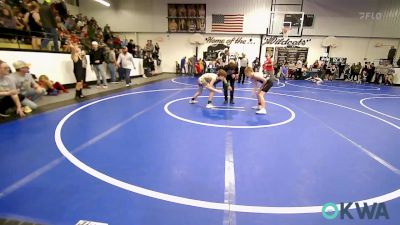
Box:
[263,36,311,46]
[205,37,257,45]
[203,44,229,61]
[276,47,309,64]
[330,57,347,65]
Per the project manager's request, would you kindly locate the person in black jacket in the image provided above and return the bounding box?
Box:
[127,39,135,55]
[222,61,238,104]
[388,46,396,65]
[89,41,108,88]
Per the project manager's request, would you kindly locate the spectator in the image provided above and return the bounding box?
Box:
[103,23,111,42]
[89,41,107,88]
[385,65,395,85]
[294,58,302,80]
[180,56,186,75]
[343,63,351,80]
[25,2,42,50]
[76,17,84,30]
[368,63,376,83]
[198,58,205,74]
[263,54,274,78]
[38,74,68,95]
[64,15,76,31]
[154,42,161,65]
[87,19,96,41]
[144,40,154,55]
[104,46,117,83]
[329,64,337,81]
[116,46,136,87]
[53,0,68,20]
[215,58,223,69]
[113,34,122,49]
[280,62,288,81]
[312,60,320,69]
[127,39,135,54]
[252,57,260,72]
[80,49,89,88]
[103,23,110,33]
[143,54,151,77]
[14,8,27,31]
[207,60,216,73]
[350,63,357,81]
[354,62,362,81]
[131,45,139,58]
[147,53,155,76]
[221,48,230,66]
[375,61,389,84]
[39,0,59,51]
[8,60,46,111]
[388,46,396,65]
[95,27,103,42]
[0,60,25,118]
[188,55,195,76]
[0,6,17,29]
[154,42,160,55]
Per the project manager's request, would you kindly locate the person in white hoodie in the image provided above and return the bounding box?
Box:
[116,46,136,87]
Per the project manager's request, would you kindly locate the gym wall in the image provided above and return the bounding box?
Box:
[77,0,400,73]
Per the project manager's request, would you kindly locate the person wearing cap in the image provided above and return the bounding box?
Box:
[8,60,45,111]
[116,45,136,87]
[89,41,108,88]
[0,60,25,118]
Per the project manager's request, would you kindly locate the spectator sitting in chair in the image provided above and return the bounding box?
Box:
[8,60,46,112]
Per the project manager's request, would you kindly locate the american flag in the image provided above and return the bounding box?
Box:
[212,14,244,32]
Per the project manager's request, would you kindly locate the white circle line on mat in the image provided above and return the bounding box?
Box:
[360,96,400,121]
[164,96,295,129]
[55,88,400,214]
